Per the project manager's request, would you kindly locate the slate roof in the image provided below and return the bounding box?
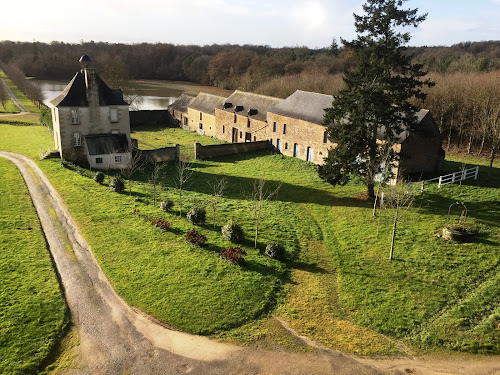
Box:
[188,93,227,116]
[85,134,129,155]
[221,90,283,122]
[50,71,128,107]
[268,90,334,125]
[377,109,433,143]
[168,94,195,113]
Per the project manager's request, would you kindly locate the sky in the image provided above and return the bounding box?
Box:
[1,0,499,48]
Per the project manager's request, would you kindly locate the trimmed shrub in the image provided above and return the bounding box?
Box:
[93,171,105,184]
[187,205,206,225]
[151,217,171,231]
[160,199,174,212]
[221,246,247,266]
[221,220,244,243]
[185,228,207,247]
[265,242,285,260]
[109,176,125,193]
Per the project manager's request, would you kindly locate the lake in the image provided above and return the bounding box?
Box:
[38,80,231,111]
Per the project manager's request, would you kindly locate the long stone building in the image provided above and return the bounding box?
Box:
[169,88,444,177]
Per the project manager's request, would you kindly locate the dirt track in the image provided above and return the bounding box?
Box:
[1,150,499,375]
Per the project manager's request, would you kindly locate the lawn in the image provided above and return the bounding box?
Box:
[0,69,41,113]
[131,125,226,159]
[1,123,499,355]
[0,157,68,374]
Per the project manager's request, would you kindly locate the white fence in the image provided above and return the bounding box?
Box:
[405,166,479,193]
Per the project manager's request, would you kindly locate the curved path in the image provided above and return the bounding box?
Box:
[0,75,30,113]
[1,151,383,375]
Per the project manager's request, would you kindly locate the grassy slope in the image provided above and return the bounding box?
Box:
[0,69,40,113]
[0,158,68,374]
[1,123,499,355]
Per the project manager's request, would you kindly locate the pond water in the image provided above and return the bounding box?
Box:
[38,79,230,111]
[38,80,177,110]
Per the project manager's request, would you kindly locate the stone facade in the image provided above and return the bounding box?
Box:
[187,93,226,138]
[50,55,131,169]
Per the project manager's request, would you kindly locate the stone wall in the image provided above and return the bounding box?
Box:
[138,144,180,163]
[194,141,271,160]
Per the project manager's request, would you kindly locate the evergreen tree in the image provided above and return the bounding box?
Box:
[319,0,433,199]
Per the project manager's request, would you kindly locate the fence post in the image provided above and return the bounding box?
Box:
[475,166,479,180]
[438,176,442,188]
[452,172,456,184]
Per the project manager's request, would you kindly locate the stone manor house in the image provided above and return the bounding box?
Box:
[170,89,444,178]
[49,55,132,169]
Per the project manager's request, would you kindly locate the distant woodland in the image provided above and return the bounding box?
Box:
[1,40,500,156]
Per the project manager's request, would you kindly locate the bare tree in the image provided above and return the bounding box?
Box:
[174,160,193,216]
[121,146,145,196]
[248,178,281,249]
[208,177,227,228]
[149,159,165,207]
[382,183,415,261]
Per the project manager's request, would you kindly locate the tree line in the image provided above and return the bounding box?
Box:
[0,61,45,108]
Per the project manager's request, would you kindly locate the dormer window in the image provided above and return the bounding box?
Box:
[110,108,118,123]
[71,109,80,124]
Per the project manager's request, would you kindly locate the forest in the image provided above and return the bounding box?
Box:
[0,39,499,160]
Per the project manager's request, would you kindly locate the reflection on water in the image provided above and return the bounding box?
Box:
[38,80,177,110]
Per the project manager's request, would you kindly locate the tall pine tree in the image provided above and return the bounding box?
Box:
[319,0,433,199]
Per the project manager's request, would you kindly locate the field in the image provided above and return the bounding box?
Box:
[0,157,68,374]
[0,123,499,356]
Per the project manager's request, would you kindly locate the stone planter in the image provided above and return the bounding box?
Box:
[442,226,478,242]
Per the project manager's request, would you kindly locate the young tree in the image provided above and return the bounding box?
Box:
[319,0,433,199]
[121,146,144,196]
[207,177,227,229]
[248,178,281,249]
[149,159,165,207]
[174,160,193,216]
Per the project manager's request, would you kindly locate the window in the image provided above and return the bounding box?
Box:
[95,157,103,164]
[254,136,256,141]
[115,155,122,163]
[239,131,243,138]
[247,118,250,127]
[223,125,225,134]
[307,147,313,162]
[73,132,81,147]
[184,117,188,125]
[284,142,288,150]
[234,113,237,123]
[200,112,203,121]
[110,108,118,123]
[323,131,328,144]
[273,122,277,132]
[293,143,299,157]
[199,123,203,130]
[71,109,80,124]
[283,124,287,134]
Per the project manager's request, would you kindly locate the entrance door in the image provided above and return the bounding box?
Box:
[232,127,238,143]
[277,139,281,152]
[293,143,299,157]
[307,147,313,162]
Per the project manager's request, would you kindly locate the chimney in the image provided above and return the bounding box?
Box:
[79,55,98,106]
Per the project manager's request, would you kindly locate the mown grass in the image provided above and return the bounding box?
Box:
[1,123,499,355]
[0,158,68,374]
[131,125,226,159]
[0,69,40,113]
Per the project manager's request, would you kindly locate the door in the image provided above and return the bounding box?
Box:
[277,139,281,152]
[293,143,299,157]
[307,147,312,162]
[232,127,238,143]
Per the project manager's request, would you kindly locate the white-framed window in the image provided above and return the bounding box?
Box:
[115,155,122,163]
[73,132,81,147]
[110,108,118,123]
[71,109,80,124]
[96,157,103,164]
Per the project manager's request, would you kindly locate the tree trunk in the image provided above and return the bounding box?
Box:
[389,216,397,260]
[479,136,485,155]
[254,217,260,249]
[179,189,182,216]
[447,127,452,151]
[467,135,473,154]
[489,146,496,176]
[367,183,375,200]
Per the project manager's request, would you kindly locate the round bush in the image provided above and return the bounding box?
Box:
[93,171,105,184]
[160,199,174,212]
[109,176,125,193]
[221,220,244,243]
[187,205,206,225]
[265,242,285,260]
